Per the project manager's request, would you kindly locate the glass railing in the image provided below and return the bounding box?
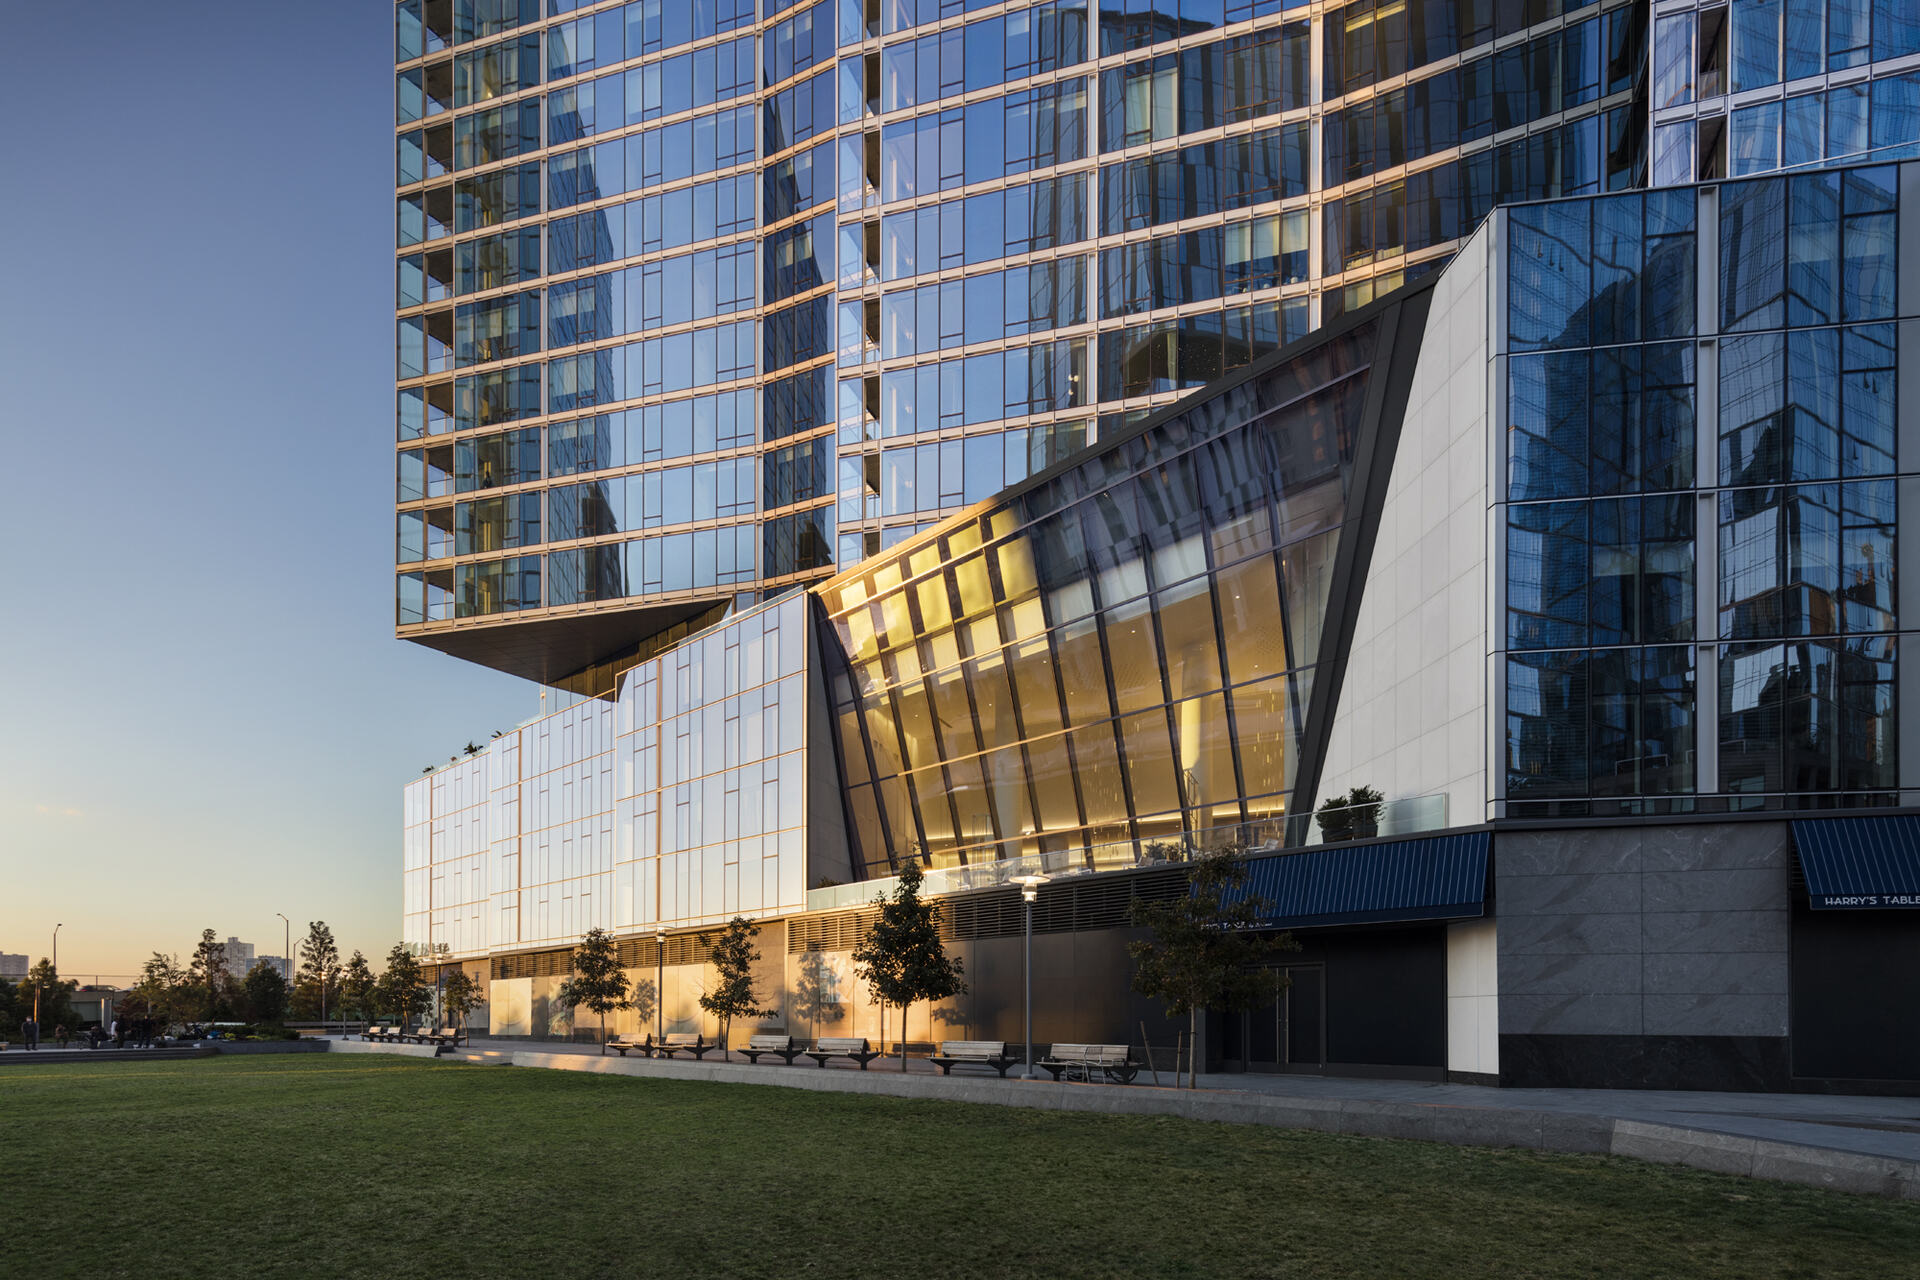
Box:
[1301,793,1450,844]
[804,795,1451,913]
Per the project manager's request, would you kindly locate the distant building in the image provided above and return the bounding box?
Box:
[256,955,293,981]
[0,953,26,982]
[223,937,256,980]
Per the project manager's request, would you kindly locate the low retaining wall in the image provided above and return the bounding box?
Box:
[326,1038,445,1059]
[504,1051,1920,1200]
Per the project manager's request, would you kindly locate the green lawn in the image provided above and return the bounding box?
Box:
[3,1056,1917,1279]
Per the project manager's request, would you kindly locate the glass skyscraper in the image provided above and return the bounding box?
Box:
[1648,0,1920,183]
[395,0,1650,694]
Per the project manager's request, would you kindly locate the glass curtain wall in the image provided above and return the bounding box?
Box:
[395,0,1650,692]
[1503,163,1904,815]
[816,320,1382,877]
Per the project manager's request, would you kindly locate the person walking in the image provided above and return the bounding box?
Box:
[114,1017,127,1049]
[54,1024,68,1049]
[21,1016,38,1050]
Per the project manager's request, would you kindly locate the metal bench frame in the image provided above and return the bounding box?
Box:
[655,1032,715,1060]
[1039,1043,1140,1085]
[928,1040,1018,1077]
[804,1037,882,1070]
[740,1034,803,1065]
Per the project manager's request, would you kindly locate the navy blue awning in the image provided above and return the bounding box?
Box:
[1219,831,1490,929]
[1793,816,1920,909]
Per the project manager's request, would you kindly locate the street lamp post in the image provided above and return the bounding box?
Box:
[655,930,668,1045]
[39,923,62,1024]
[275,913,290,982]
[1011,876,1050,1079]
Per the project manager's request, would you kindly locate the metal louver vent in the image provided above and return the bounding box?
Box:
[489,947,573,981]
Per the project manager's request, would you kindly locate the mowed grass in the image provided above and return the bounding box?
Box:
[3,1057,1918,1280]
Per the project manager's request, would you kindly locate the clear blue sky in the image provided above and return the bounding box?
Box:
[0,6,533,978]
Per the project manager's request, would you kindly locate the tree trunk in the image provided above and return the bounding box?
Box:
[600,1009,608,1054]
[1187,1009,1197,1089]
[900,1001,910,1071]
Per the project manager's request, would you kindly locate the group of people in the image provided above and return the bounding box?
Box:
[10,1014,162,1050]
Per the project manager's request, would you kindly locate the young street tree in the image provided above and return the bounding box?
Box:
[19,958,79,1027]
[851,861,966,1072]
[440,968,485,1041]
[554,926,632,1053]
[1128,848,1299,1088]
[129,952,185,1025]
[187,929,233,1020]
[296,921,342,1024]
[376,944,431,1030]
[339,951,376,1025]
[243,961,290,1025]
[697,916,776,1053]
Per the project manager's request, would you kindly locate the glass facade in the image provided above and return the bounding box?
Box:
[395,0,1649,691]
[1500,162,1908,815]
[1648,0,1920,184]
[404,595,813,958]
[816,320,1381,877]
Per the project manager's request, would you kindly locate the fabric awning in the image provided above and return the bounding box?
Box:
[1219,831,1491,929]
[1792,816,1920,909]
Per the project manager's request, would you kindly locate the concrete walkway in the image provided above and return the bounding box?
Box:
[401,1035,1920,1200]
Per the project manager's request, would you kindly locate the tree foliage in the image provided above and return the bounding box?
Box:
[339,951,377,1022]
[187,929,234,1020]
[439,968,485,1038]
[1317,785,1385,843]
[295,921,342,1022]
[18,958,82,1030]
[242,961,290,1025]
[698,917,776,1051]
[554,927,632,1053]
[1127,848,1299,1087]
[851,862,966,1071]
[127,953,188,1027]
[375,945,431,1028]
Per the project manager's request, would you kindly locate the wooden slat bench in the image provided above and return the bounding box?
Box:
[361,1026,388,1042]
[804,1036,881,1069]
[606,1034,653,1057]
[739,1034,802,1065]
[655,1032,715,1060]
[929,1040,1018,1077]
[1039,1043,1139,1084]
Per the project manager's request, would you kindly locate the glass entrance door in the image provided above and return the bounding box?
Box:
[1228,964,1326,1073]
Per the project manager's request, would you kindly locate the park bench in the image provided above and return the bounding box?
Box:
[1039,1043,1139,1084]
[929,1040,1018,1077]
[406,1026,438,1044]
[422,1027,463,1048]
[739,1034,803,1065]
[606,1033,653,1057]
[804,1036,881,1069]
[361,1026,389,1041]
[655,1032,715,1060]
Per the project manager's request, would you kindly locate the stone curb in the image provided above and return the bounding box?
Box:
[326,1042,1920,1199]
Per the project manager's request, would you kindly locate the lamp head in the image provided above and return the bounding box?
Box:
[1011,873,1051,903]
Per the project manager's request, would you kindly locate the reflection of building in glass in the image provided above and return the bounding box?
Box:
[400,154,1920,1091]
[1647,0,1920,182]
[393,0,1652,696]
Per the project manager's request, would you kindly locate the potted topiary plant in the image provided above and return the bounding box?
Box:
[1317,786,1385,842]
